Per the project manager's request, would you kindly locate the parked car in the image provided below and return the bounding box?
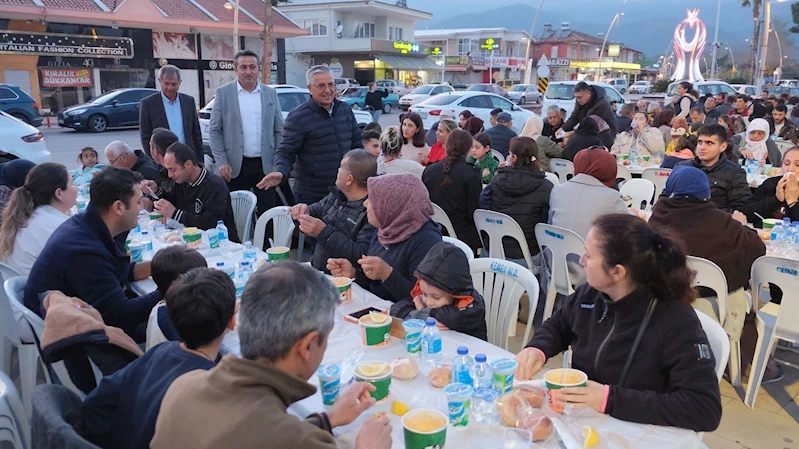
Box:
[0,111,51,163]
[730,84,758,97]
[57,88,157,133]
[467,83,508,98]
[628,81,652,94]
[408,91,533,134]
[776,79,799,86]
[664,80,735,104]
[498,79,521,90]
[0,84,42,127]
[198,87,373,151]
[542,80,626,119]
[335,78,359,93]
[452,84,469,91]
[768,86,799,97]
[375,79,408,96]
[399,84,455,110]
[339,87,399,113]
[605,78,629,94]
[506,84,542,105]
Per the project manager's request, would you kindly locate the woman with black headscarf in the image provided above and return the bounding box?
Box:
[562,116,604,161]
[0,159,35,226]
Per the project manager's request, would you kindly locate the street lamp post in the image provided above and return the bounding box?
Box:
[224,0,241,54]
[724,45,735,74]
[599,0,627,77]
[756,0,788,91]
[710,0,722,79]
[523,0,545,85]
[771,27,784,76]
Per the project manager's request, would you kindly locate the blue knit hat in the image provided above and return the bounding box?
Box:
[663,166,711,200]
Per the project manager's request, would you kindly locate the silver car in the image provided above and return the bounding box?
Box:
[507,84,542,105]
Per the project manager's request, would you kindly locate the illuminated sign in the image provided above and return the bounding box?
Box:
[671,9,707,82]
[479,38,501,50]
[0,30,134,58]
[608,44,620,57]
[392,41,420,54]
[569,59,640,70]
[445,56,469,65]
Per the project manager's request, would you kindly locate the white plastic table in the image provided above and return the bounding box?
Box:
[617,161,661,176]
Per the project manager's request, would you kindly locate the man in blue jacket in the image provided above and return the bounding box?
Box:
[24,167,160,342]
[258,65,362,205]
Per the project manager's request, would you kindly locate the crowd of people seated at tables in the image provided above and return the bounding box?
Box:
[9,68,799,448]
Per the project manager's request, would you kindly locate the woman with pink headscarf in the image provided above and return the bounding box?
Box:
[328,173,442,302]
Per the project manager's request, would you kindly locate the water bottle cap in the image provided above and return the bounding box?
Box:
[457,346,468,355]
[216,262,224,267]
[217,220,224,224]
[425,318,436,326]
[241,261,250,266]
[475,354,487,362]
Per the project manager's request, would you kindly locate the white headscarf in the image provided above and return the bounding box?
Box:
[520,116,544,139]
[745,118,770,161]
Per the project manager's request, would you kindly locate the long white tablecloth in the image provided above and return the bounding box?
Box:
[132,243,706,449]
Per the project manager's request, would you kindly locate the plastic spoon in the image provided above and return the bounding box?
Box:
[561,346,572,384]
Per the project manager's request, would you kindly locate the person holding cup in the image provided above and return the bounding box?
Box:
[742,146,799,227]
[151,261,392,449]
[515,214,722,432]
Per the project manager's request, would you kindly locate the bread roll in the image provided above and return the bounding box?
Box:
[427,365,452,388]
[513,384,546,408]
[391,357,419,380]
[519,411,553,441]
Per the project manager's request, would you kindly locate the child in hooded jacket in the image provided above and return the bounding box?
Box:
[390,242,487,341]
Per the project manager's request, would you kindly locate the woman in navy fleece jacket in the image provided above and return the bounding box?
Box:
[327,173,441,302]
[515,214,722,432]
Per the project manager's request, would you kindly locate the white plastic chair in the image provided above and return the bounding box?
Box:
[490,149,505,164]
[230,190,257,242]
[0,275,41,419]
[619,178,656,211]
[443,236,474,261]
[253,206,295,252]
[534,224,586,320]
[642,168,672,204]
[5,278,98,401]
[469,258,540,352]
[745,256,799,409]
[203,154,217,175]
[544,172,559,186]
[549,158,574,183]
[431,203,457,239]
[473,209,535,271]
[694,309,731,383]
[0,263,21,374]
[616,163,632,182]
[687,256,742,386]
[0,371,29,449]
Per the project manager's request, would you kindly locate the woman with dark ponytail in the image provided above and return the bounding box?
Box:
[516,214,722,432]
[0,163,77,275]
[422,129,482,251]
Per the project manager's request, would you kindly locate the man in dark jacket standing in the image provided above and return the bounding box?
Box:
[365,83,388,123]
[677,124,752,214]
[562,82,618,138]
[484,112,518,157]
[290,149,377,271]
[24,168,161,342]
[259,65,362,205]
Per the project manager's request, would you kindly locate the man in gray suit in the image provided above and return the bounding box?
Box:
[210,49,284,215]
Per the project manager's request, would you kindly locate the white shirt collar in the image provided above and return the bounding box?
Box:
[237,80,260,94]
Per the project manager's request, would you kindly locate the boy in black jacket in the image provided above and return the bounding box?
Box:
[390,242,487,340]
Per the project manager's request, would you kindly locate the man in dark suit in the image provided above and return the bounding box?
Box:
[139,65,204,163]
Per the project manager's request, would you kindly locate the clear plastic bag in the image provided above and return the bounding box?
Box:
[559,406,632,449]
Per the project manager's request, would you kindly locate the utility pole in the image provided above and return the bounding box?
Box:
[261,0,274,84]
[709,0,721,79]
[755,0,771,91]
[523,0,545,84]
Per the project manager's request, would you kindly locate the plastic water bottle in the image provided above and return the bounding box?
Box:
[140,231,153,259]
[216,261,235,279]
[452,346,474,386]
[238,260,253,278]
[234,261,253,299]
[242,241,257,264]
[137,209,150,232]
[216,220,229,246]
[789,223,799,255]
[771,223,785,254]
[421,318,442,367]
[470,353,494,390]
[471,387,500,425]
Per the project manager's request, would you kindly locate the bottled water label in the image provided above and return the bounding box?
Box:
[454,367,472,385]
[421,338,442,354]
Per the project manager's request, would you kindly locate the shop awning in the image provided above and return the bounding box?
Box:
[376,55,441,71]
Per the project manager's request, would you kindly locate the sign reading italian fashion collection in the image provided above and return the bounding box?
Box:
[0,31,134,58]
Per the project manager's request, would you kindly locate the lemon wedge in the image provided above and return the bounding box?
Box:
[391,400,409,416]
[369,311,389,323]
[582,426,599,448]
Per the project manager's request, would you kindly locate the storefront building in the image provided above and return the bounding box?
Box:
[532,22,643,82]
[279,0,435,87]
[0,0,306,112]
[414,28,532,85]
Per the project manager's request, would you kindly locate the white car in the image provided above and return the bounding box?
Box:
[0,111,51,163]
[541,81,626,119]
[731,84,758,97]
[408,91,534,134]
[605,78,629,94]
[507,85,542,105]
[198,87,372,150]
[664,80,736,104]
[376,79,408,96]
[628,81,652,94]
[399,84,454,111]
